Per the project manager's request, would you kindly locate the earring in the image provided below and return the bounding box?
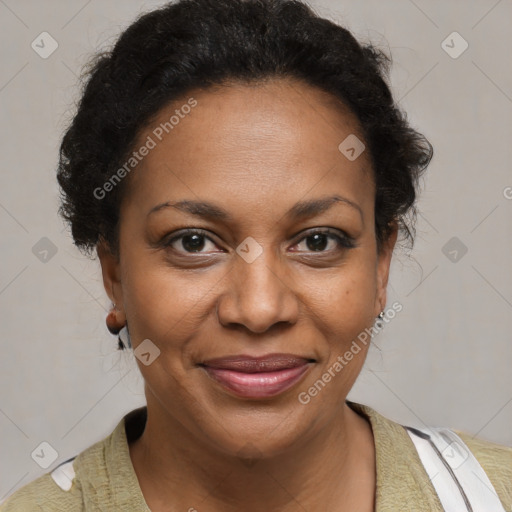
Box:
[106,304,121,335]
[106,303,131,349]
[375,310,385,328]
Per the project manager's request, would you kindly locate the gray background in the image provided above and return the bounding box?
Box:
[1,0,511,501]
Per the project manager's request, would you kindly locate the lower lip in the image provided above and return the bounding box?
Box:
[202,363,312,399]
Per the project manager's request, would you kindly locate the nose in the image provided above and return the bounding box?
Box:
[216,248,300,334]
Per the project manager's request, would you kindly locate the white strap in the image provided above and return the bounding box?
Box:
[50,458,76,491]
[406,426,506,511]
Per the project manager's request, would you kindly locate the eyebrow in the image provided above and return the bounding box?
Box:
[147,195,363,223]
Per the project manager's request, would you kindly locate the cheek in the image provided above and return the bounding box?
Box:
[309,260,378,362]
[318,258,377,319]
[121,256,219,344]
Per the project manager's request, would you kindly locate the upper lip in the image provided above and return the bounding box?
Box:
[200,353,315,373]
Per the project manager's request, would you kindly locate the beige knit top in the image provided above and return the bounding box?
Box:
[1,400,510,511]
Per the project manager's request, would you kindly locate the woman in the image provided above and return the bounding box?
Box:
[1,0,510,510]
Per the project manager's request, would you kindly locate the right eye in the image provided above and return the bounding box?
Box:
[162,229,222,255]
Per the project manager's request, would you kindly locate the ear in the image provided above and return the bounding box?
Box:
[97,238,124,312]
[374,221,398,317]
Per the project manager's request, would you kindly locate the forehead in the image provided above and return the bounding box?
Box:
[122,78,374,222]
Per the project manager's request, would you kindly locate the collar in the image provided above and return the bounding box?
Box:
[82,401,443,511]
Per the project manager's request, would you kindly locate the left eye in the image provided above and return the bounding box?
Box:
[291,231,352,253]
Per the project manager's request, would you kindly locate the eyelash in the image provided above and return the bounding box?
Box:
[161,228,357,255]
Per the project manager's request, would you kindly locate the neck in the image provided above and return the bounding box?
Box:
[129,397,375,512]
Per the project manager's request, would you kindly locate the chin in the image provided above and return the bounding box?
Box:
[188,390,321,460]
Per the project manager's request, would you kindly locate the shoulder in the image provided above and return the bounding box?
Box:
[0,408,146,512]
[0,431,112,512]
[0,427,114,511]
[0,463,81,511]
[348,400,512,510]
[454,429,512,510]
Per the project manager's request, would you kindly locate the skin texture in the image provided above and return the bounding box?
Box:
[98,78,398,512]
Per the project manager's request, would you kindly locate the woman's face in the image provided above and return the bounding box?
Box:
[99,78,396,457]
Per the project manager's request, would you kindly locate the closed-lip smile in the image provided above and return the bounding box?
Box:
[199,353,315,399]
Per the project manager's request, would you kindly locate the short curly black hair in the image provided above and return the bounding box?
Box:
[57,0,432,260]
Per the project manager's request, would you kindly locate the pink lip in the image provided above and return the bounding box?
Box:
[200,353,314,399]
